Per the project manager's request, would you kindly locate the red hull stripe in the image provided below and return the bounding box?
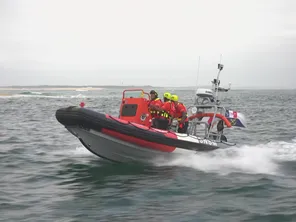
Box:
[105,114,178,139]
[101,128,176,152]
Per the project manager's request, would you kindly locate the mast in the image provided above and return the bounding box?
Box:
[206,54,224,138]
[215,54,223,103]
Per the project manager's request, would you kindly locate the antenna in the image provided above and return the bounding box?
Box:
[195,56,201,90]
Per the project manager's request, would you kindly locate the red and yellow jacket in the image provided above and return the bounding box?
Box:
[148,98,163,118]
[174,102,188,122]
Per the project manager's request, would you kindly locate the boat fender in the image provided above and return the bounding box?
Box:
[188,113,232,128]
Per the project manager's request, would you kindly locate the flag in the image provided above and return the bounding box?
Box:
[225,110,237,118]
[225,109,246,128]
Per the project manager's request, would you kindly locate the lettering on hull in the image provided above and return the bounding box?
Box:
[196,139,217,146]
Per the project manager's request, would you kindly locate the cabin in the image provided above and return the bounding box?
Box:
[118,89,152,127]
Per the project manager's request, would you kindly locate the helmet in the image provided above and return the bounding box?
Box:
[171,94,178,102]
[163,92,171,100]
[150,90,158,97]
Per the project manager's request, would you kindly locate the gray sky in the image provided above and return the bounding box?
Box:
[1,0,295,88]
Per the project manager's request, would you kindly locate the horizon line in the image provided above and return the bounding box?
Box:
[0,84,294,90]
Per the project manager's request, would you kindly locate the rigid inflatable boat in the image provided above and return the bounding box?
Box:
[55,63,246,163]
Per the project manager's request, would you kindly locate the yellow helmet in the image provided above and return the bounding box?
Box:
[171,94,178,102]
[163,92,171,100]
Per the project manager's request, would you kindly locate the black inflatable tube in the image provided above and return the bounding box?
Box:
[55,106,219,152]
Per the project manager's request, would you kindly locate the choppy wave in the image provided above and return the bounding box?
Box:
[154,138,296,176]
[20,91,44,95]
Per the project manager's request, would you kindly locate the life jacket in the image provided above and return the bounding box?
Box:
[148,98,163,118]
[174,102,188,122]
[160,101,176,119]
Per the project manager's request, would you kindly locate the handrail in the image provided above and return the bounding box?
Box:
[122,88,150,100]
[187,120,210,137]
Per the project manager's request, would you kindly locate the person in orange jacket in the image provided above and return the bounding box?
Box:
[170,94,189,133]
[147,90,163,128]
[149,92,175,130]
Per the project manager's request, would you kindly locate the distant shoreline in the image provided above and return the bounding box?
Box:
[0,85,156,88]
[0,87,105,91]
[0,85,161,91]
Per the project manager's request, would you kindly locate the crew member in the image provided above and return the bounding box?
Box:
[170,94,189,133]
[149,92,175,130]
[147,90,163,128]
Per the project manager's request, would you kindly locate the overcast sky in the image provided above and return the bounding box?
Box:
[0,0,295,88]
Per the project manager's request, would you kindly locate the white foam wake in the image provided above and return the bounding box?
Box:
[50,146,94,159]
[71,146,94,156]
[155,138,296,176]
